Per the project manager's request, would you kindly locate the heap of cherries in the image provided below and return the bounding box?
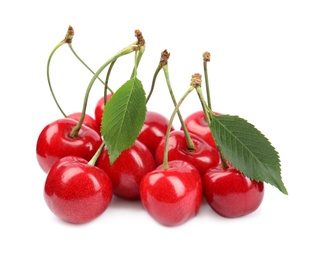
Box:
[36,26,287,226]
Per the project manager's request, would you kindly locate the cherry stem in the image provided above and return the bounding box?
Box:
[203,51,212,109]
[220,153,229,169]
[131,50,139,79]
[195,86,229,170]
[131,46,145,79]
[88,141,105,166]
[46,25,115,120]
[162,74,200,169]
[47,40,67,117]
[68,43,114,94]
[146,49,169,104]
[69,44,138,138]
[104,60,116,105]
[146,64,161,103]
[162,62,195,151]
[195,86,212,125]
[46,25,74,117]
[130,30,145,79]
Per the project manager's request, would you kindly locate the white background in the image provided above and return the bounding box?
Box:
[1,0,309,259]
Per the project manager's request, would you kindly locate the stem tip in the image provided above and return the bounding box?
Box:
[160,49,170,67]
[191,73,202,88]
[135,29,145,46]
[203,51,211,62]
[64,25,74,44]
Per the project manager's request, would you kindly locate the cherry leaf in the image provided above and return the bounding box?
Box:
[210,114,288,195]
[101,77,146,164]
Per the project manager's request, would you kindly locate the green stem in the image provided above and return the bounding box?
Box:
[146,64,161,103]
[88,141,105,166]
[130,30,145,79]
[47,40,67,117]
[136,45,145,67]
[163,65,195,150]
[203,51,212,109]
[131,50,139,79]
[219,153,229,169]
[130,45,145,79]
[195,86,212,125]
[146,50,169,104]
[195,85,229,169]
[70,44,137,138]
[68,44,114,94]
[104,60,116,105]
[162,85,195,169]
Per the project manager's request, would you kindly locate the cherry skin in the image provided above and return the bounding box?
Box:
[36,118,102,173]
[202,164,264,218]
[155,130,220,176]
[183,110,220,150]
[96,140,156,200]
[137,110,174,156]
[44,156,113,224]
[94,94,113,130]
[67,112,101,135]
[140,160,202,226]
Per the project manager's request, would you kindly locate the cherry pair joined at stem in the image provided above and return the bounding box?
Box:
[37,27,141,174]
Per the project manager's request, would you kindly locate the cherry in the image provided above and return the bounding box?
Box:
[137,110,174,156]
[67,112,101,135]
[94,94,113,130]
[44,156,113,224]
[140,160,202,226]
[183,110,220,150]
[202,164,264,218]
[155,130,220,176]
[36,118,102,173]
[96,140,156,200]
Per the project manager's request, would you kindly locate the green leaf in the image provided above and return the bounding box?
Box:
[101,77,146,164]
[210,114,288,195]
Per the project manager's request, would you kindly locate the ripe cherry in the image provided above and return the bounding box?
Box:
[183,110,220,150]
[155,130,220,176]
[140,160,202,226]
[36,118,102,173]
[137,110,174,156]
[96,140,156,200]
[94,94,113,130]
[68,112,101,135]
[44,156,113,224]
[202,164,264,218]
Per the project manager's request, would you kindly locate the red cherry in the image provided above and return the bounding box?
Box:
[94,94,113,130]
[202,164,264,218]
[96,140,156,200]
[155,130,220,176]
[183,110,220,149]
[36,118,102,173]
[137,110,174,156]
[67,112,101,135]
[44,156,113,224]
[140,160,202,226]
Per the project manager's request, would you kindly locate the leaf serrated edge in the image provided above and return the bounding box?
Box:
[210,114,288,195]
